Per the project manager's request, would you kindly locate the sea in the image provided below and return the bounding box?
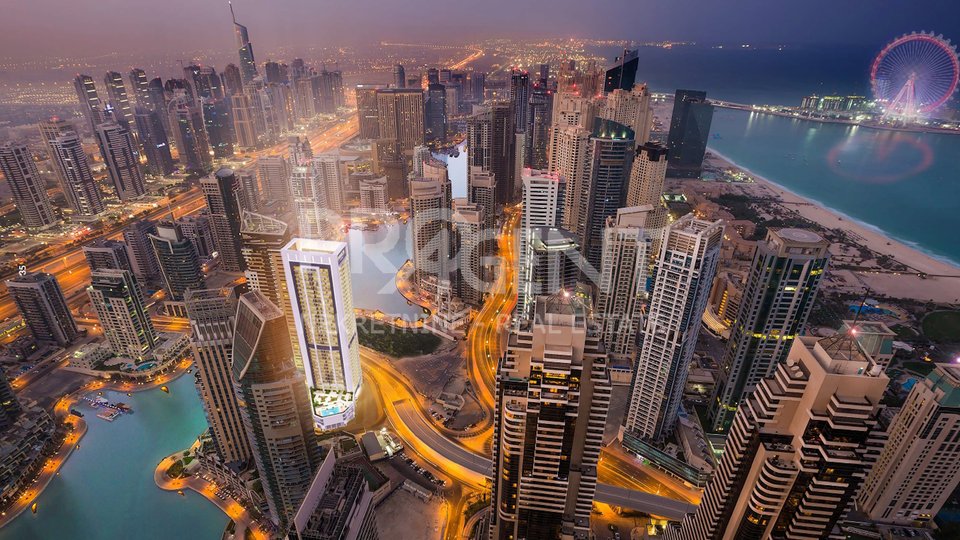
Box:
[592,44,960,266]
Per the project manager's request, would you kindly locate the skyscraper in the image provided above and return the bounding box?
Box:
[177,214,216,258]
[451,201,485,306]
[0,142,57,230]
[103,71,134,127]
[602,83,653,145]
[240,212,291,307]
[509,69,530,134]
[222,64,243,96]
[150,221,204,303]
[375,88,425,189]
[355,84,385,140]
[710,228,830,432]
[133,106,175,176]
[490,292,612,540]
[95,121,146,201]
[235,168,260,213]
[184,288,253,465]
[257,155,290,204]
[128,68,151,109]
[595,206,654,361]
[666,90,714,179]
[83,239,134,273]
[73,74,103,133]
[409,176,451,293]
[6,272,79,348]
[626,142,668,208]
[467,102,516,204]
[623,215,723,441]
[858,362,960,525]
[232,291,321,530]
[517,169,566,320]
[201,168,247,272]
[525,79,553,169]
[425,83,447,143]
[578,119,635,271]
[291,453,381,540]
[169,96,213,174]
[232,91,260,149]
[281,239,362,431]
[48,132,106,217]
[88,269,158,362]
[603,49,639,94]
[466,166,496,232]
[123,220,161,281]
[230,2,257,83]
[202,98,235,158]
[392,64,405,88]
[38,117,77,207]
[290,156,343,240]
[667,335,888,540]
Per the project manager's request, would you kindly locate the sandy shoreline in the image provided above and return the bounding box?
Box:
[699,149,960,303]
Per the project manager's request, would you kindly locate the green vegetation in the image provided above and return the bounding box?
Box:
[166,460,184,479]
[902,361,936,376]
[709,194,811,240]
[356,318,441,357]
[890,324,919,340]
[922,311,960,342]
[182,456,194,466]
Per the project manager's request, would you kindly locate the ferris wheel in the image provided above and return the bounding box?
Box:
[870,31,960,117]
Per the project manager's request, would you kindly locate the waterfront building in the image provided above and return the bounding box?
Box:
[602,83,653,145]
[95,121,146,201]
[281,239,362,431]
[517,168,566,320]
[467,166,496,232]
[6,272,79,348]
[409,176,451,294]
[123,220,161,281]
[425,82,447,143]
[184,288,253,466]
[88,269,158,362]
[201,168,247,272]
[258,155,290,204]
[451,201,485,307]
[291,156,343,240]
[48,132,106,217]
[626,142,670,252]
[150,221,204,303]
[103,71,134,127]
[230,3,257,83]
[134,106,175,176]
[595,206,654,361]
[666,89,714,179]
[0,396,54,502]
[73,74,103,133]
[667,335,888,540]
[376,88,425,185]
[467,102,516,203]
[623,215,723,441]
[857,363,960,525]
[710,228,830,432]
[490,292,612,540]
[603,49,639,94]
[232,291,321,530]
[0,142,57,230]
[83,239,133,273]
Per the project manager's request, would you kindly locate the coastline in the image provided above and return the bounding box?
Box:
[711,104,960,137]
[698,148,960,302]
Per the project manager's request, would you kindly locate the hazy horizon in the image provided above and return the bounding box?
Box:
[4,0,960,61]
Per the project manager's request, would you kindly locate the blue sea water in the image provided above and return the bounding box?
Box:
[706,108,960,266]
[0,374,227,539]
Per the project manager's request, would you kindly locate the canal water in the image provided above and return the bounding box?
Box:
[0,374,227,540]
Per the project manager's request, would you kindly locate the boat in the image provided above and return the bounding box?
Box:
[177,490,185,497]
[161,386,169,393]
[31,503,37,514]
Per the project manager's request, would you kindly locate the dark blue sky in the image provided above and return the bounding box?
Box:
[5,0,960,59]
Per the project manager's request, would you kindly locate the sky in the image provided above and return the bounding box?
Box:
[3,0,960,60]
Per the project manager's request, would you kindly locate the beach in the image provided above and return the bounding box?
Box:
[676,151,960,304]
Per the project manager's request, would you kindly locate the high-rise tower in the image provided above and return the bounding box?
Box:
[48,132,106,217]
[88,269,158,362]
[710,228,829,432]
[0,142,57,230]
[95,121,146,201]
[467,102,516,203]
[666,89,714,179]
[201,168,247,272]
[6,272,79,348]
[230,2,257,83]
